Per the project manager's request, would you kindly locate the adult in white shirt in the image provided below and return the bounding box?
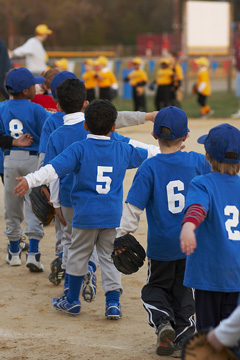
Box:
[10,24,52,75]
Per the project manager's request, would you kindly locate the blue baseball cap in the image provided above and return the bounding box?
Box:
[51,71,77,98]
[153,106,190,139]
[198,123,240,164]
[5,68,45,93]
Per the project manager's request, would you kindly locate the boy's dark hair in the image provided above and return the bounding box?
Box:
[84,99,117,135]
[56,78,87,114]
[158,126,183,147]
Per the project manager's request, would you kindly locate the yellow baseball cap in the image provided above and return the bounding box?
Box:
[35,24,53,35]
[84,58,94,66]
[159,57,170,65]
[195,57,209,67]
[54,58,68,71]
[132,57,142,65]
[97,56,108,66]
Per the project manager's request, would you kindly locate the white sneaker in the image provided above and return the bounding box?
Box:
[231,110,240,119]
[6,249,22,266]
[26,252,44,272]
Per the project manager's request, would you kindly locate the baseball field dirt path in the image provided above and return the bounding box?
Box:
[0,118,239,360]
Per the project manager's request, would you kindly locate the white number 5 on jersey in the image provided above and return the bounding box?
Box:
[96,166,113,194]
[224,205,240,240]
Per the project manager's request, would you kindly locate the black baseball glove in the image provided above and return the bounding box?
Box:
[29,185,55,226]
[181,331,238,360]
[111,234,146,275]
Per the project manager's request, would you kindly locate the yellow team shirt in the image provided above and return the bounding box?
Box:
[155,68,173,85]
[128,69,148,86]
[96,70,117,88]
[82,70,97,89]
[196,67,211,96]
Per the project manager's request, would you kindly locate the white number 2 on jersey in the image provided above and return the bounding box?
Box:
[9,119,23,138]
[224,205,240,240]
[166,180,185,214]
[96,166,113,194]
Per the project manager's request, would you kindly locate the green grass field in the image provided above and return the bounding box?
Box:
[113,91,239,118]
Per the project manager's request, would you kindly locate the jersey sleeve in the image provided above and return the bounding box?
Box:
[185,176,210,213]
[116,111,145,129]
[127,144,148,169]
[126,166,152,210]
[39,116,53,153]
[13,38,35,57]
[43,136,57,165]
[49,142,82,178]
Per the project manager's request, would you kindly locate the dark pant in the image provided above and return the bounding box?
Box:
[154,85,171,110]
[132,87,147,111]
[195,289,239,331]
[141,258,195,342]
[99,87,111,101]
[86,88,96,102]
[197,93,207,107]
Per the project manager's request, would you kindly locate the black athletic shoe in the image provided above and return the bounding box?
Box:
[48,256,65,286]
[156,321,175,356]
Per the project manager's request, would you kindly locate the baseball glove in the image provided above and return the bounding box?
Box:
[111,234,146,275]
[182,331,238,360]
[29,185,55,226]
[192,84,197,95]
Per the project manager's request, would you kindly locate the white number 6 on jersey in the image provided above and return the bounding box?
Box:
[224,205,240,240]
[166,180,185,214]
[96,166,113,194]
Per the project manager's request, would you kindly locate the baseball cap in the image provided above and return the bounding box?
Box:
[132,57,142,65]
[194,57,209,67]
[51,71,77,98]
[5,68,45,94]
[153,106,189,139]
[54,58,69,71]
[197,123,240,164]
[35,24,52,35]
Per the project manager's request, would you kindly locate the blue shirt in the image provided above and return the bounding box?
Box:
[126,151,211,261]
[0,99,48,152]
[50,137,148,228]
[44,117,130,207]
[184,172,240,292]
[39,111,65,153]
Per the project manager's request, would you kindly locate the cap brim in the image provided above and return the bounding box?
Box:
[197,134,208,144]
[34,76,45,84]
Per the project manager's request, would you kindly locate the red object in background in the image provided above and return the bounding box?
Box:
[191,60,198,73]
[31,94,58,112]
[223,60,230,73]
[137,33,181,56]
[12,62,21,68]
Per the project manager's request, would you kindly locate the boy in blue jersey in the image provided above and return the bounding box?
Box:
[14,99,151,320]
[115,106,211,357]
[0,68,48,270]
[180,123,240,333]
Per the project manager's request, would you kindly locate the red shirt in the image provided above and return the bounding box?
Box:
[235,39,240,71]
[31,94,58,112]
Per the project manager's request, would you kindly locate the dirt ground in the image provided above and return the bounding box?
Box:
[0,118,239,360]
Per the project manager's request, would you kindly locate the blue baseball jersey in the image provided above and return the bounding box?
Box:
[184,172,240,292]
[44,118,130,207]
[0,99,48,152]
[126,150,211,261]
[38,111,65,153]
[49,137,148,228]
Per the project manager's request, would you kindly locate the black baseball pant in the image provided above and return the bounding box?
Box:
[141,258,195,342]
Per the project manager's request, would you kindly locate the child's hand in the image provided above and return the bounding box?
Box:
[207,330,224,351]
[145,111,158,123]
[180,222,197,255]
[14,177,29,197]
[13,133,33,147]
[55,207,66,227]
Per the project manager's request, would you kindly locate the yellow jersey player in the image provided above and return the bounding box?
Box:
[194,57,214,118]
[94,56,118,101]
[82,58,97,102]
[124,57,148,111]
[152,58,173,110]
[169,52,184,108]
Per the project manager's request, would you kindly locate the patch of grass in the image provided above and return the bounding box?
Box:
[113,91,239,118]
